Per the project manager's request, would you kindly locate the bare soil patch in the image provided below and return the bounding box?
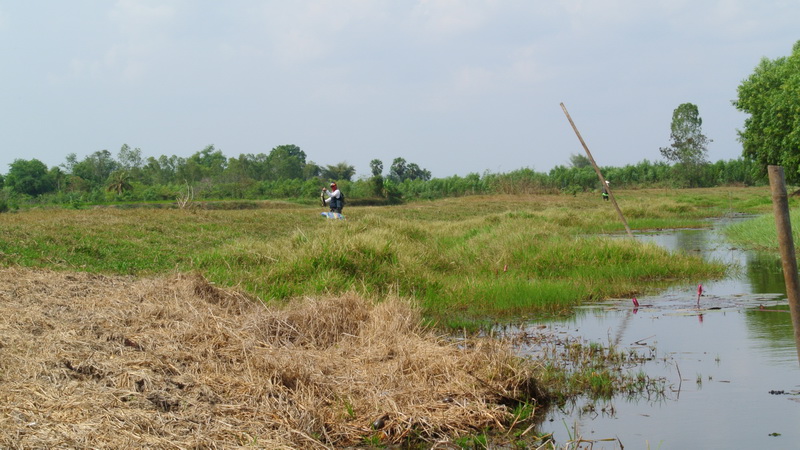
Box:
[0,268,543,448]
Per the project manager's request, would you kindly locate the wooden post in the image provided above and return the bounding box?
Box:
[560,103,634,238]
[768,165,800,364]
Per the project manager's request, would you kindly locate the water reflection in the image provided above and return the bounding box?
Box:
[524,218,800,449]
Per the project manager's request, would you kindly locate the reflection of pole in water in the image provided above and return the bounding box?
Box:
[767,165,800,365]
[613,300,638,346]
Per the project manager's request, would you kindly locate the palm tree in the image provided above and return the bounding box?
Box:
[106,170,133,195]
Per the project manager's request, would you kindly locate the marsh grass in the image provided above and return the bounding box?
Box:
[534,336,666,402]
[0,188,770,447]
[722,207,800,252]
[0,188,761,324]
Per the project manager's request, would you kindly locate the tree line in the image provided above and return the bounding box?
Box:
[1,39,798,211]
[0,143,437,210]
[0,146,766,212]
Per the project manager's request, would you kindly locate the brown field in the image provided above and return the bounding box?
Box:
[0,267,544,448]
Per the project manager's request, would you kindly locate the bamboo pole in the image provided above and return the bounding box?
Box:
[560,103,634,238]
[767,165,800,364]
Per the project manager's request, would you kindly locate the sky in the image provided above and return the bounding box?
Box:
[0,1,798,179]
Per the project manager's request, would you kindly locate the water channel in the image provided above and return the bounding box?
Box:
[519,218,800,449]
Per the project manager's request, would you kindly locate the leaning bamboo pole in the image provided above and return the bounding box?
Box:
[560,103,634,238]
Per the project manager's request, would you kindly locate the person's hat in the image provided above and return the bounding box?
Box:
[330,182,337,188]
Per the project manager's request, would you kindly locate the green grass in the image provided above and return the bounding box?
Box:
[722,208,800,252]
[0,188,762,325]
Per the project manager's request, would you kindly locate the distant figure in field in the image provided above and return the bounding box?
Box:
[602,180,610,201]
[322,182,344,214]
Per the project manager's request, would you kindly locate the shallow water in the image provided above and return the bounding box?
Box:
[521,219,800,449]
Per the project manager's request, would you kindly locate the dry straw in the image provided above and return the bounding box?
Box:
[0,267,544,448]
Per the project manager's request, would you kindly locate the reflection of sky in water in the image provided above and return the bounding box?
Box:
[528,219,800,449]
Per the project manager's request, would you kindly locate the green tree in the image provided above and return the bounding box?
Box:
[321,162,356,181]
[369,159,384,197]
[389,157,407,182]
[406,163,431,181]
[142,155,182,185]
[389,157,431,182]
[117,144,143,171]
[106,170,133,195]
[265,144,307,180]
[49,166,66,192]
[61,153,79,174]
[222,155,254,184]
[237,153,270,181]
[303,160,321,180]
[734,40,800,182]
[117,144,144,182]
[71,150,120,187]
[180,145,227,182]
[569,153,592,168]
[659,103,710,187]
[370,159,383,177]
[6,159,55,196]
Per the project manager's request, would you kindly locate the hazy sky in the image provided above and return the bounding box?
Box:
[1,1,797,179]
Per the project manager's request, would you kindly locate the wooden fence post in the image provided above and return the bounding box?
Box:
[767,165,800,364]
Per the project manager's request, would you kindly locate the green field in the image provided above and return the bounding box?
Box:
[0,186,789,447]
[1,187,776,327]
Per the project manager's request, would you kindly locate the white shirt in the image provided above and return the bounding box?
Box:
[324,188,341,204]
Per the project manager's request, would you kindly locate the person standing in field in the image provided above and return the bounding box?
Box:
[322,182,344,214]
[602,180,610,201]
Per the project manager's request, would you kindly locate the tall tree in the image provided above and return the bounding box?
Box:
[265,144,307,180]
[71,150,119,186]
[370,159,383,177]
[369,159,384,197]
[389,157,407,182]
[734,40,800,182]
[142,155,181,185]
[5,159,55,196]
[321,162,356,181]
[659,103,710,186]
[117,144,144,183]
[406,163,431,181]
[240,153,270,181]
[303,160,321,180]
[569,153,591,169]
[106,170,133,195]
[117,144,143,171]
[388,157,431,182]
[182,145,227,181]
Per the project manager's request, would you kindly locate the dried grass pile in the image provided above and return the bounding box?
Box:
[0,267,545,448]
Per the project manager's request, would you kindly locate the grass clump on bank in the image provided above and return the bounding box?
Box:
[723,207,800,252]
[0,189,752,325]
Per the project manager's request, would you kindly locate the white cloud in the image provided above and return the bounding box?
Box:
[55,0,181,83]
[409,0,492,37]
[248,1,394,66]
[3,0,800,177]
[109,0,179,33]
